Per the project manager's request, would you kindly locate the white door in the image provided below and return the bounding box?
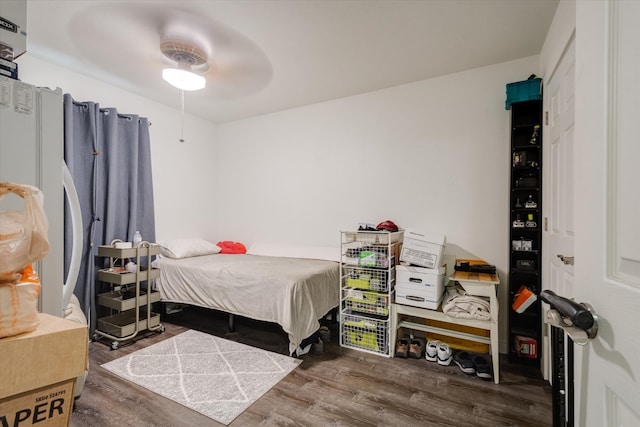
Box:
[542,35,575,382]
[573,1,640,425]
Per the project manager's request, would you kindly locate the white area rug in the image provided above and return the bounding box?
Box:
[101,330,302,425]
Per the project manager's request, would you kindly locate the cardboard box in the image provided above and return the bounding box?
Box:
[0,0,27,59]
[0,379,75,427]
[395,264,446,309]
[514,335,538,358]
[395,285,443,310]
[396,265,445,301]
[400,229,445,269]
[0,313,88,400]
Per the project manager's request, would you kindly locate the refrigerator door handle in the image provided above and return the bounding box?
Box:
[62,161,83,310]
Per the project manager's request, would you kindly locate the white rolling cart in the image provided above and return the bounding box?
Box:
[390,270,501,384]
[93,240,164,349]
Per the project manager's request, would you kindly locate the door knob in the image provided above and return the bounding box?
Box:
[557,254,575,265]
[540,290,598,344]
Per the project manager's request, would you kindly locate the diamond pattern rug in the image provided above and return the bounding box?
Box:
[101,329,302,425]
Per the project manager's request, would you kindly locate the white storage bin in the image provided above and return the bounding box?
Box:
[396,265,445,310]
[400,229,446,268]
[395,285,443,310]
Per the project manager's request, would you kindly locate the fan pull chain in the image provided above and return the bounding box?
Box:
[179,89,185,143]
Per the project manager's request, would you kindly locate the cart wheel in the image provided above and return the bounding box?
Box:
[92,333,100,341]
[160,325,166,333]
[111,341,119,350]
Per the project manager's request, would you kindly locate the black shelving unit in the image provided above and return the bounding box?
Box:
[508,98,543,366]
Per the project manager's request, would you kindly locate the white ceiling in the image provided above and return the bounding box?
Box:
[24,0,559,124]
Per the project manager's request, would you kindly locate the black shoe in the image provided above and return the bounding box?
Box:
[453,351,475,374]
[472,355,492,380]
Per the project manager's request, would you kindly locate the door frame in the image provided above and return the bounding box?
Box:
[539,0,576,382]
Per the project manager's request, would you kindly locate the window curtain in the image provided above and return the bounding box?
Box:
[63,94,156,333]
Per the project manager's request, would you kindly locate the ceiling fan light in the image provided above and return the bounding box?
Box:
[162,68,206,91]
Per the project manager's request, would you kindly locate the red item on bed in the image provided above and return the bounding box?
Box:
[216,241,247,254]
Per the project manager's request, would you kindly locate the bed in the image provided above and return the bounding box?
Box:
[153,239,340,355]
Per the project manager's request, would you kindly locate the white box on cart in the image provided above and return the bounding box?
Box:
[399,229,445,269]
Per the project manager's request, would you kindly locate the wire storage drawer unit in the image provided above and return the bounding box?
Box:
[339,230,402,356]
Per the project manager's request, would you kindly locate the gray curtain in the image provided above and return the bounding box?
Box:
[63,94,155,333]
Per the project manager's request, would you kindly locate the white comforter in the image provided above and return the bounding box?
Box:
[155,254,340,355]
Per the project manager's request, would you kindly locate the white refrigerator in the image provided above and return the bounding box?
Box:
[0,75,81,317]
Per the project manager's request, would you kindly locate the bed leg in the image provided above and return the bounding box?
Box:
[228,313,235,332]
[329,307,339,325]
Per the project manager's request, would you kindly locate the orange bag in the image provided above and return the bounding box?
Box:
[0,265,41,337]
[0,183,50,283]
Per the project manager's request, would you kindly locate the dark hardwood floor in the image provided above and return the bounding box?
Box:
[72,306,552,426]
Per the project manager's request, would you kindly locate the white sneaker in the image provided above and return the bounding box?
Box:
[425,340,439,362]
[437,343,453,366]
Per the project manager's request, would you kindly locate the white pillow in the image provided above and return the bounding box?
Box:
[160,238,221,259]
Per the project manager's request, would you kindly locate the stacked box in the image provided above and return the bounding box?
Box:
[395,265,445,309]
[0,314,88,426]
[0,0,27,59]
[399,229,445,269]
[0,58,18,80]
[395,228,446,309]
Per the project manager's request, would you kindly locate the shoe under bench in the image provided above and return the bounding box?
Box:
[389,271,500,384]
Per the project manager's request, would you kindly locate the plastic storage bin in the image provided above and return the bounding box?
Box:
[395,265,446,306]
[505,78,542,110]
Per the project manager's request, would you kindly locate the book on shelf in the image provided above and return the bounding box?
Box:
[512,285,537,313]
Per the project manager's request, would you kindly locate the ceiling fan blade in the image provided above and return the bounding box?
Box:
[68,3,273,99]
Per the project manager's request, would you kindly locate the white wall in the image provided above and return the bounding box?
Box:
[540,0,575,79]
[215,56,539,351]
[15,54,219,242]
[215,57,538,256]
[17,52,539,352]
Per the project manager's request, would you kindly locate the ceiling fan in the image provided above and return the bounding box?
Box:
[160,39,208,91]
[67,2,273,99]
